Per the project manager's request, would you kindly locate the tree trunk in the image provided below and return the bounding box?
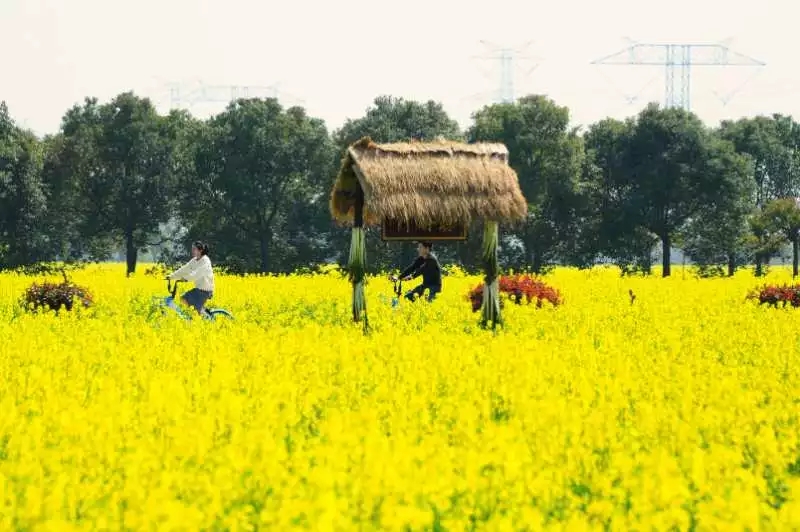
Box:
[527,239,543,274]
[125,229,137,277]
[755,257,764,277]
[793,237,799,278]
[259,230,271,273]
[523,222,542,275]
[531,250,543,275]
[727,253,736,277]
[661,233,671,277]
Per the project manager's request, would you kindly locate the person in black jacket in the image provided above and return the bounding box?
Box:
[391,241,442,302]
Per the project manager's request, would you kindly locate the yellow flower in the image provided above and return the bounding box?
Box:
[0,263,798,528]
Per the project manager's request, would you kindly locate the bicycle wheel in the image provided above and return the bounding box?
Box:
[206,308,234,321]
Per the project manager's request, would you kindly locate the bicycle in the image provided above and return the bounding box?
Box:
[391,277,403,308]
[149,279,234,322]
[378,277,403,309]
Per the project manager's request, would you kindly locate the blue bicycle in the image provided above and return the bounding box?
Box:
[150,279,234,322]
[378,277,403,309]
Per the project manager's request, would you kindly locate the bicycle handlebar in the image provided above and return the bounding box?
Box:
[166,278,186,298]
[392,277,402,297]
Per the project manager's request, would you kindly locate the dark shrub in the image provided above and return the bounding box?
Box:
[20,271,93,313]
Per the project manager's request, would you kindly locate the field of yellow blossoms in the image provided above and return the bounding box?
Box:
[1,262,799,530]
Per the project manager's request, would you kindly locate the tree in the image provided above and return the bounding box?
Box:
[617,103,733,277]
[760,198,800,277]
[332,96,466,272]
[40,133,78,260]
[719,114,800,206]
[679,133,755,276]
[48,93,182,275]
[41,99,108,261]
[746,209,786,277]
[583,117,657,273]
[187,98,335,273]
[0,102,47,269]
[468,94,585,273]
[335,95,462,146]
[719,115,800,274]
[149,109,205,264]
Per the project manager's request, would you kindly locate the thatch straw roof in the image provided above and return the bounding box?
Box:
[330,137,528,227]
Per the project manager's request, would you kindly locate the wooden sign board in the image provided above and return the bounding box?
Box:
[381,218,467,242]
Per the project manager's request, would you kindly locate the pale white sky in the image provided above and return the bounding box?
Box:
[1,0,798,136]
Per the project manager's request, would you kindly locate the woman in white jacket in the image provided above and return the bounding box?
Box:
[168,240,215,315]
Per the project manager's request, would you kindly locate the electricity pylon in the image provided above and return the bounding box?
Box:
[470,40,542,104]
[169,81,277,108]
[591,40,765,110]
[153,81,305,110]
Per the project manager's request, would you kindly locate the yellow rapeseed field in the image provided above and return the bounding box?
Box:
[1,263,799,530]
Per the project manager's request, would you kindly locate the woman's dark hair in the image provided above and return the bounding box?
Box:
[193,240,210,255]
[420,241,433,250]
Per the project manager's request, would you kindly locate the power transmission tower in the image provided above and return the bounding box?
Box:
[166,80,304,111]
[471,40,542,104]
[591,40,765,110]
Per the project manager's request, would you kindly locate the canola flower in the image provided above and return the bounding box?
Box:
[0,263,799,530]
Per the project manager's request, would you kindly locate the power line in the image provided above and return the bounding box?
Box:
[591,40,765,110]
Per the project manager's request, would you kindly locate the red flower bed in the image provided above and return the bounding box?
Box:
[467,274,562,312]
[746,284,800,308]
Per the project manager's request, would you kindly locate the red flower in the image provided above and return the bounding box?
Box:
[746,283,800,308]
[466,274,561,312]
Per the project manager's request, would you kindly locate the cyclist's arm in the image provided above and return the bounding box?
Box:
[400,257,424,279]
[168,259,196,280]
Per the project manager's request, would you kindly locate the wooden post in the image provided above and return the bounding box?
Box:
[349,182,368,330]
[480,220,502,330]
[354,183,364,229]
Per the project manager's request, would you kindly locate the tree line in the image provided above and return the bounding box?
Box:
[1,91,799,278]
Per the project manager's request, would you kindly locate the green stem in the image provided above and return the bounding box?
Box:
[480,221,501,330]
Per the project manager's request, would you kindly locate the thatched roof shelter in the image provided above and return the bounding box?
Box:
[330,137,528,228]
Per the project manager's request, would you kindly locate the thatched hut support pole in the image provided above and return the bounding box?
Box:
[349,184,368,329]
[480,221,502,330]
